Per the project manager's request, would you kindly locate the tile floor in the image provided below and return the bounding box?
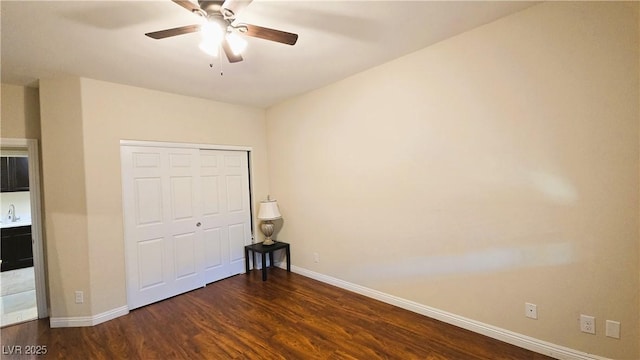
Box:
[0,267,37,326]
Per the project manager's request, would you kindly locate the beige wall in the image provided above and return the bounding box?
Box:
[266,2,639,359]
[39,77,92,317]
[39,78,268,318]
[1,83,41,140]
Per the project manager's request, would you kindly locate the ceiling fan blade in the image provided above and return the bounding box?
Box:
[241,24,298,45]
[145,25,201,39]
[222,40,243,63]
[172,0,200,13]
[221,0,253,18]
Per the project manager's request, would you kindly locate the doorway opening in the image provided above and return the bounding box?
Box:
[0,138,47,327]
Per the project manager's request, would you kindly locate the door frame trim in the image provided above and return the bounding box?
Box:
[119,140,252,152]
[0,138,48,319]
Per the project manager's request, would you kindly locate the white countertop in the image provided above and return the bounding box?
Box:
[0,219,32,229]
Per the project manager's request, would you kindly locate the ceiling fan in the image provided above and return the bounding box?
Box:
[145,0,298,63]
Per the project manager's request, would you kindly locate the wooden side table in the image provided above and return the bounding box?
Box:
[244,241,291,281]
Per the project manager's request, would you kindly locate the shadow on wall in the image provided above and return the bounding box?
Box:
[356,242,575,279]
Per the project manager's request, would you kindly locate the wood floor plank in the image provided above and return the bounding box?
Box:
[0,269,556,359]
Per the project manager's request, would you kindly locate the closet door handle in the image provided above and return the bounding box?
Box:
[196,222,202,227]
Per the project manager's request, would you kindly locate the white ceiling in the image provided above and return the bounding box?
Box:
[1,1,538,108]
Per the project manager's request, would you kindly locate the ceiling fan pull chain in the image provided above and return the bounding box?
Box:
[219,44,224,76]
[208,50,223,76]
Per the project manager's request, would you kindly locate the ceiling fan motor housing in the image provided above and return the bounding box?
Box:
[199,1,229,17]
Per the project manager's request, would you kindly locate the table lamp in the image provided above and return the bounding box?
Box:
[257,196,281,245]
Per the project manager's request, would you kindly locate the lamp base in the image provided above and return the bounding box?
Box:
[260,221,276,246]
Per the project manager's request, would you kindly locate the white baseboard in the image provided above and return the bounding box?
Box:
[290,265,610,360]
[49,306,129,328]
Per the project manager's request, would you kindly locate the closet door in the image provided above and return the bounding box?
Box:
[200,150,251,284]
[121,146,204,310]
[121,145,252,310]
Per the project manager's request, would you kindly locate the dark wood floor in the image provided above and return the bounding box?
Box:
[1,268,555,359]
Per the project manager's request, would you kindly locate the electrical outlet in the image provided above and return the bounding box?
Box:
[580,314,595,334]
[75,291,84,304]
[313,252,320,263]
[605,320,620,339]
[525,303,538,319]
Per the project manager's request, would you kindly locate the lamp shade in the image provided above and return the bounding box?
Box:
[257,200,281,220]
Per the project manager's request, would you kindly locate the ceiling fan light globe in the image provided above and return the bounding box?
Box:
[199,40,219,57]
[201,21,223,44]
[226,32,247,56]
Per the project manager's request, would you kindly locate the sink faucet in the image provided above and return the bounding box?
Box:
[7,204,17,223]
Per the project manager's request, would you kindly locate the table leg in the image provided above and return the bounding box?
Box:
[286,245,291,272]
[269,251,275,270]
[252,252,256,272]
[261,252,267,281]
[244,247,250,274]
